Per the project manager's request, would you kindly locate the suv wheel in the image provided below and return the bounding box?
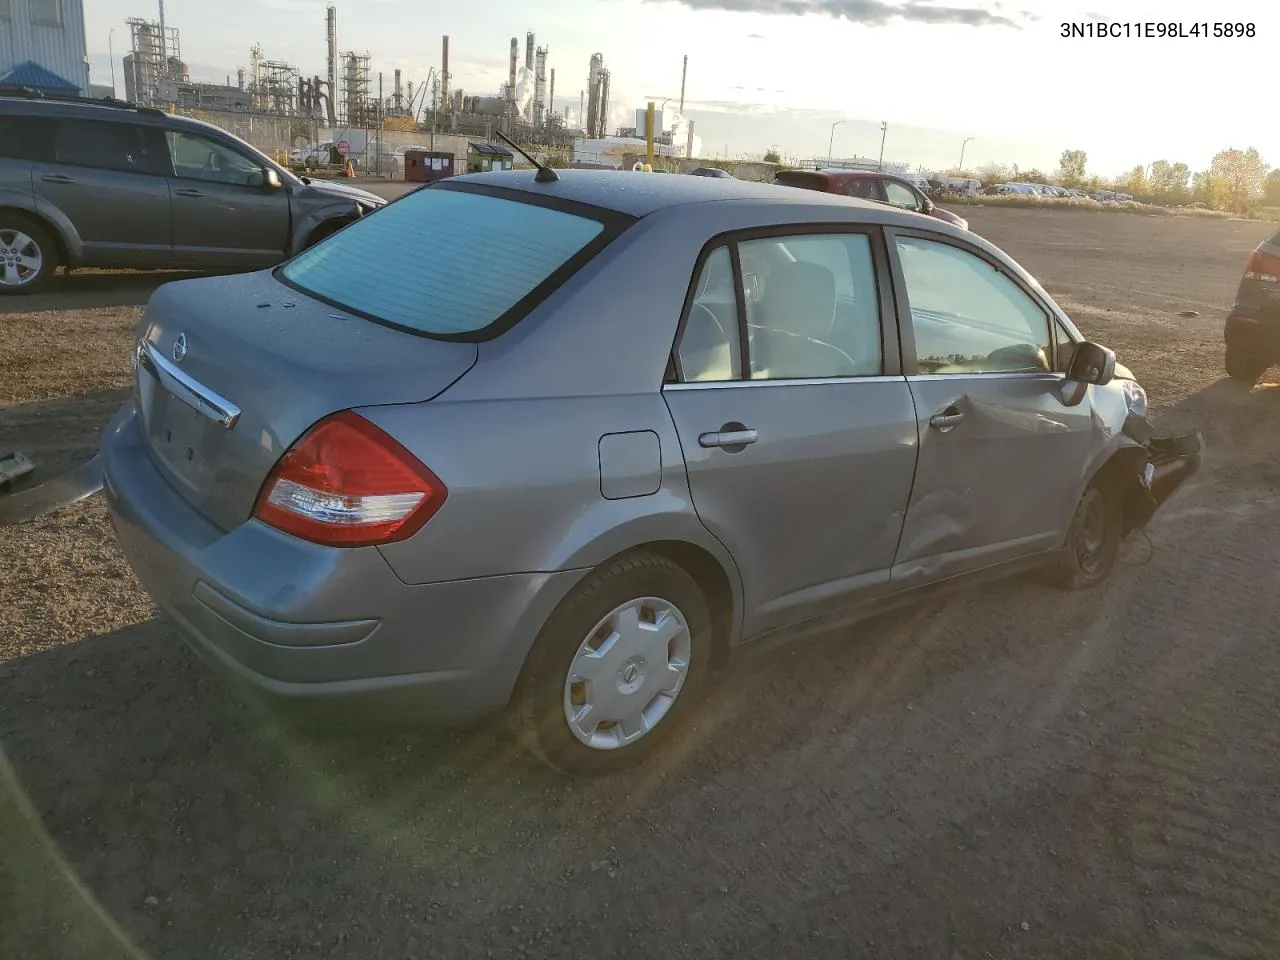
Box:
[513,551,713,775]
[0,216,57,295]
[1225,343,1269,385]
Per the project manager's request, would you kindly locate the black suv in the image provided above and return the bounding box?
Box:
[0,89,386,294]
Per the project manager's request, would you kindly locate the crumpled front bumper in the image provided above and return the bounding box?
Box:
[1121,415,1205,532]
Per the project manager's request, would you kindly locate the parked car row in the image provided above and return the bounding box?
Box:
[0,89,387,294]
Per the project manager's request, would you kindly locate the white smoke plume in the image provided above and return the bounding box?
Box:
[604,90,704,159]
[513,65,534,116]
[665,110,704,160]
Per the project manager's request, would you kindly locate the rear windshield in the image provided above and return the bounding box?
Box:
[772,171,830,192]
[278,187,608,337]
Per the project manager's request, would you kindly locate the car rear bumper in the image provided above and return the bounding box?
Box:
[101,401,586,730]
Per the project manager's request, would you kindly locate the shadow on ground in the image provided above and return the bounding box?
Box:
[0,272,209,317]
[0,389,129,483]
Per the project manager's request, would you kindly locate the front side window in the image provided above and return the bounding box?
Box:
[843,178,878,200]
[895,235,1051,375]
[0,117,54,161]
[1053,319,1077,374]
[52,119,163,175]
[167,131,266,186]
[882,180,921,211]
[742,233,883,379]
[29,0,59,24]
[279,187,608,337]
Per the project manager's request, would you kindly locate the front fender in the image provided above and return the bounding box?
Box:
[0,189,84,266]
[287,199,365,256]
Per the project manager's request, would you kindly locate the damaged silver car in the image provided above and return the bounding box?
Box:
[100,171,1202,775]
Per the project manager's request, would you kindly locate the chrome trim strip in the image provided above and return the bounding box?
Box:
[137,340,241,429]
[906,372,1065,382]
[664,375,906,390]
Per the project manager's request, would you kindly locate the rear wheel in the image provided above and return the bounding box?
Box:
[1225,344,1269,385]
[0,215,57,295]
[1046,482,1123,590]
[512,551,712,775]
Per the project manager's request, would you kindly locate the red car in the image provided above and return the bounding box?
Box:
[1224,226,1280,384]
[771,169,969,231]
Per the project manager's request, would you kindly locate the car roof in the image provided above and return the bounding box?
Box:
[454,168,869,217]
[0,95,235,138]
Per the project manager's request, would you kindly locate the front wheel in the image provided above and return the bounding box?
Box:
[0,216,58,295]
[512,551,713,775]
[1045,482,1123,590]
[1225,344,1269,385]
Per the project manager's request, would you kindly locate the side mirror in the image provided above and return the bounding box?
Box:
[264,168,282,189]
[1067,340,1116,386]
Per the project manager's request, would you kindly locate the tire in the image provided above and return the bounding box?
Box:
[0,215,58,295]
[1225,344,1269,385]
[1045,481,1123,590]
[512,551,713,776]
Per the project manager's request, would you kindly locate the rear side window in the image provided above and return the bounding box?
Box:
[278,188,609,337]
[51,119,166,174]
[0,116,54,161]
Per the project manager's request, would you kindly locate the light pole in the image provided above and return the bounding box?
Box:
[108,29,116,96]
[878,121,887,171]
[958,136,974,171]
[828,119,846,163]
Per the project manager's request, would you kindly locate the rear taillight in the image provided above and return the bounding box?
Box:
[1243,249,1280,284]
[253,411,446,547]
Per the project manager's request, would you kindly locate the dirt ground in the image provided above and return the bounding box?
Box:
[3,206,1280,960]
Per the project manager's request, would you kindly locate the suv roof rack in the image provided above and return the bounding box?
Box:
[0,85,166,116]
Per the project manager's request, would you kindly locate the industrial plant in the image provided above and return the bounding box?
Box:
[113,1,702,161]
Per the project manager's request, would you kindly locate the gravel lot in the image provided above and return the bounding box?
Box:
[3,205,1280,960]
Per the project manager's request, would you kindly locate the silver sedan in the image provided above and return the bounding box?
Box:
[102,170,1202,775]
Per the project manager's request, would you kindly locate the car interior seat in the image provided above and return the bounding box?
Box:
[750,261,860,379]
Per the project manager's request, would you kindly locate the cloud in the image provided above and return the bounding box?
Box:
[745,31,767,37]
[648,0,1027,28]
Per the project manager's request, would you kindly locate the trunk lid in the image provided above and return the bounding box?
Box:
[133,270,477,532]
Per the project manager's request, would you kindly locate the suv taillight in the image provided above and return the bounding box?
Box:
[253,411,446,547]
[1243,249,1280,284]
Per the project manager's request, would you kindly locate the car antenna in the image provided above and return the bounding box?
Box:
[494,130,559,183]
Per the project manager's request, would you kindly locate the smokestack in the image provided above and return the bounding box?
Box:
[686,119,695,158]
[599,69,610,138]
[326,5,338,124]
[549,68,555,120]
[441,36,450,111]
[394,68,401,108]
[680,54,687,115]
[525,32,534,72]
[508,37,518,114]
[158,0,168,73]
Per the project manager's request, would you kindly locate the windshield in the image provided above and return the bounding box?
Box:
[277,187,609,337]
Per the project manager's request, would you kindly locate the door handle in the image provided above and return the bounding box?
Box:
[699,428,759,449]
[929,410,964,432]
[40,174,75,184]
[174,189,204,198]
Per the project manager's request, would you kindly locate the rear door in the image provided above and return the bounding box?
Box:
[886,229,1095,587]
[662,227,919,639]
[163,129,291,267]
[30,116,172,267]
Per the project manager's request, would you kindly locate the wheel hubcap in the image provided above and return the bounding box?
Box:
[563,597,692,751]
[0,229,42,287]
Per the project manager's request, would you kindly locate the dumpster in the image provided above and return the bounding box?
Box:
[404,150,457,183]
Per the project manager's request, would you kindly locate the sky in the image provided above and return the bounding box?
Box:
[83,0,1278,176]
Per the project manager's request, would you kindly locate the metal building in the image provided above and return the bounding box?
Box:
[0,0,90,94]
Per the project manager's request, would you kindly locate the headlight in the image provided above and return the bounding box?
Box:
[1121,379,1147,418]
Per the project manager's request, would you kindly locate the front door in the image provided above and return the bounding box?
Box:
[662,230,920,640]
[164,130,291,268]
[30,117,172,267]
[887,230,1095,587]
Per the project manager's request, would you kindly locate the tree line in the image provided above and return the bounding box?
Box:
[949,148,1280,213]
